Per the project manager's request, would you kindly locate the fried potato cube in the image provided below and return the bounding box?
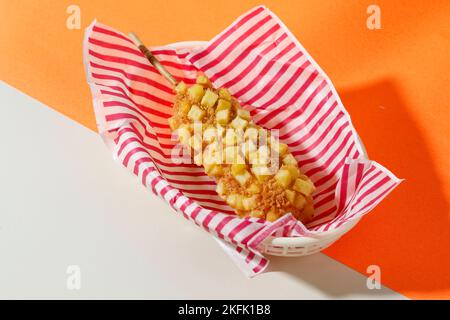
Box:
[248,151,258,164]
[191,121,204,135]
[218,88,232,101]
[230,116,248,130]
[279,143,289,156]
[227,194,244,210]
[266,209,280,222]
[178,100,191,115]
[175,81,187,94]
[231,163,247,176]
[177,125,191,144]
[293,192,306,209]
[168,117,177,131]
[250,210,264,219]
[293,178,315,196]
[237,108,251,120]
[243,140,258,160]
[244,127,259,141]
[205,164,224,177]
[299,174,310,181]
[193,153,203,166]
[272,141,288,156]
[282,153,298,166]
[196,75,211,87]
[248,183,261,194]
[215,124,226,139]
[250,145,270,165]
[223,145,236,164]
[225,129,238,146]
[201,89,219,108]
[235,129,244,144]
[223,146,244,164]
[188,134,202,149]
[242,195,258,211]
[207,143,224,164]
[248,148,270,165]
[188,84,204,103]
[202,151,215,166]
[234,170,251,186]
[216,180,226,196]
[275,168,293,188]
[203,142,219,165]
[203,126,217,144]
[283,164,300,180]
[285,189,296,204]
[187,104,205,122]
[251,165,273,181]
[216,98,231,111]
[216,109,231,125]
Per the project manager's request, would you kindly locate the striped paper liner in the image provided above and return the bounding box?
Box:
[83,6,402,277]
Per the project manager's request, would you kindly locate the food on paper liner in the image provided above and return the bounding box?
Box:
[168,75,316,223]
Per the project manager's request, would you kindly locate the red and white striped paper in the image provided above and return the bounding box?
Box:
[84,6,401,277]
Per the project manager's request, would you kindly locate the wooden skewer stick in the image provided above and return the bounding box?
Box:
[128,32,178,87]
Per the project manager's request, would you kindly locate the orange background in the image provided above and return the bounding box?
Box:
[1,0,449,299]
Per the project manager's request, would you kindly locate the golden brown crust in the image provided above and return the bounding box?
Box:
[168,76,316,223]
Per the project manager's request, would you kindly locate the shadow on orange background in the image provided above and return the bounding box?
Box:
[334,80,450,298]
[270,79,450,298]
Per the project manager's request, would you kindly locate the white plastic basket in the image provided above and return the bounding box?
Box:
[167,41,368,257]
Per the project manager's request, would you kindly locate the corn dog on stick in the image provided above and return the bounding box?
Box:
[128,33,315,222]
[168,76,316,223]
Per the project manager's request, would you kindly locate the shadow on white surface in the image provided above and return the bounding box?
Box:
[266,254,398,298]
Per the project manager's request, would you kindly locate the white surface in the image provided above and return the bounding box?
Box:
[0,82,405,299]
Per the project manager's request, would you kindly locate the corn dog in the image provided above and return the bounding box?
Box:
[168,75,315,223]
